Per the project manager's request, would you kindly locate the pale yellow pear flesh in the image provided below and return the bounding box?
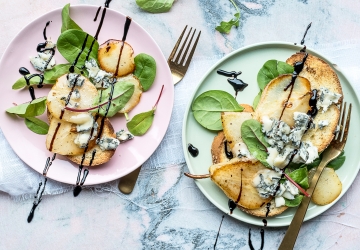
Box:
[254,74,311,127]
[46,74,98,123]
[98,39,135,77]
[209,159,271,210]
[312,167,342,205]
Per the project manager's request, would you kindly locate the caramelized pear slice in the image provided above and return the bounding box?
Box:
[46,74,98,123]
[67,118,117,167]
[46,117,95,155]
[117,74,143,113]
[209,158,271,210]
[98,39,135,77]
[254,74,311,127]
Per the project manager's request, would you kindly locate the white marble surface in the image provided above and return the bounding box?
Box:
[2,0,360,249]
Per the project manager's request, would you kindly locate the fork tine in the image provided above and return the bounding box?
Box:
[174,27,193,63]
[184,30,201,68]
[179,29,196,65]
[168,25,188,63]
[338,102,347,140]
[342,103,352,145]
[335,102,343,140]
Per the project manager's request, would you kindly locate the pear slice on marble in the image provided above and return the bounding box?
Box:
[254,74,311,127]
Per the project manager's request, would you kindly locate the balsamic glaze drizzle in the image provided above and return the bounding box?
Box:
[248,228,264,250]
[307,89,318,118]
[94,7,101,21]
[216,69,248,97]
[104,0,112,8]
[224,140,233,159]
[27,154,56,223]
[19,67,44,100]
[301,22,312,45]
[43,21,51,40]
[228,169,242,214]
[213,215,225,250]
[187,143,199,157]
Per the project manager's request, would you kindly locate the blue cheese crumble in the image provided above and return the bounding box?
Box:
[67,73,85,88]
[85,59,115,88]
[317,87,341,112]
[30,40,56,72]
[116,130,134,143]
[252,169,299,207]
[232,142,254,159]
[97,137,120,151]
[318,120,329,130]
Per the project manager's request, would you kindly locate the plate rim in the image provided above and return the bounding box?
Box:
[181,41,360,227]
[0,4,174,185]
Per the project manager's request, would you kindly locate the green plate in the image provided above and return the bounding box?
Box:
[182,42,360,227]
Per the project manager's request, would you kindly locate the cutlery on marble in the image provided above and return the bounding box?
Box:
[279,102,352,250]
[118,25,201,194]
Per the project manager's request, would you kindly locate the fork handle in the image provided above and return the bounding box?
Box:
[278,159,331,250]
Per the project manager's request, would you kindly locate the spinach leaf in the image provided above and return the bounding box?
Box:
[241,119,270,167]
[57,30,99,67]
[253,90,262,110]
[25,117,49,135]
[192,90,244,131]
[61,3,82,33]
[127,110,155,136]
[134,53,156,91]
[6,97,47,117]
[284,195,303,207]
[215,0,240,34]
[136,0,174,13]
[257,60,294,90]
[328,150,345,170]
[92,81,134,117]
[44,64,81,81]
[287,167,309,189]
[12,76,55,90]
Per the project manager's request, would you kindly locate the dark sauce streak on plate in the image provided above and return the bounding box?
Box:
[94,7,107,40]
[94,7,101,21]
[213,215,224,250]
[307,89,318,118]
[19,67,44,100]
[114,17,132,77]
[187,143,199,157]
[43,21,51,40]
[216,69,248,97]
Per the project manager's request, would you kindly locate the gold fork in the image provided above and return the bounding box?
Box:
[279,102,352,250]
[118,26,201,194]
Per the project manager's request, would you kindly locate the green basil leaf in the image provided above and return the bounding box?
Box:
[257,60,294,90]
[12,75,55,90]
[24,117,49,135]
[92,81,134,117]
[241,119,270,167]
[6,97,47,117]
[57,30,99,67]
[287,167,309,189]
[61,3,82,33]
[192,90,244,131]
[126,110,155,136]
[284,195,303,207]
[136,0,174,13]
[328,150,345,170]
[215,0,240,34]
[253,90,262,110]
[134,53,156,91]
[44,64,81,81]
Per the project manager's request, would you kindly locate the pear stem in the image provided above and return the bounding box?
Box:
[184,173,210,179]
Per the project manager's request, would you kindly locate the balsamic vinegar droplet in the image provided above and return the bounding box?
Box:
[224,141,233,159]
[19,67,30,75]
[73,185,82,197]
[228,199,237,214]
[187,143,199,157]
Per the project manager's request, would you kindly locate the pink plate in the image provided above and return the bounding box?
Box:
[0,5,174,185]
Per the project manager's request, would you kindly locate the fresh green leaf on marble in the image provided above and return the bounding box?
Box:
[136,0,174,13]
[215,0,240,34]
